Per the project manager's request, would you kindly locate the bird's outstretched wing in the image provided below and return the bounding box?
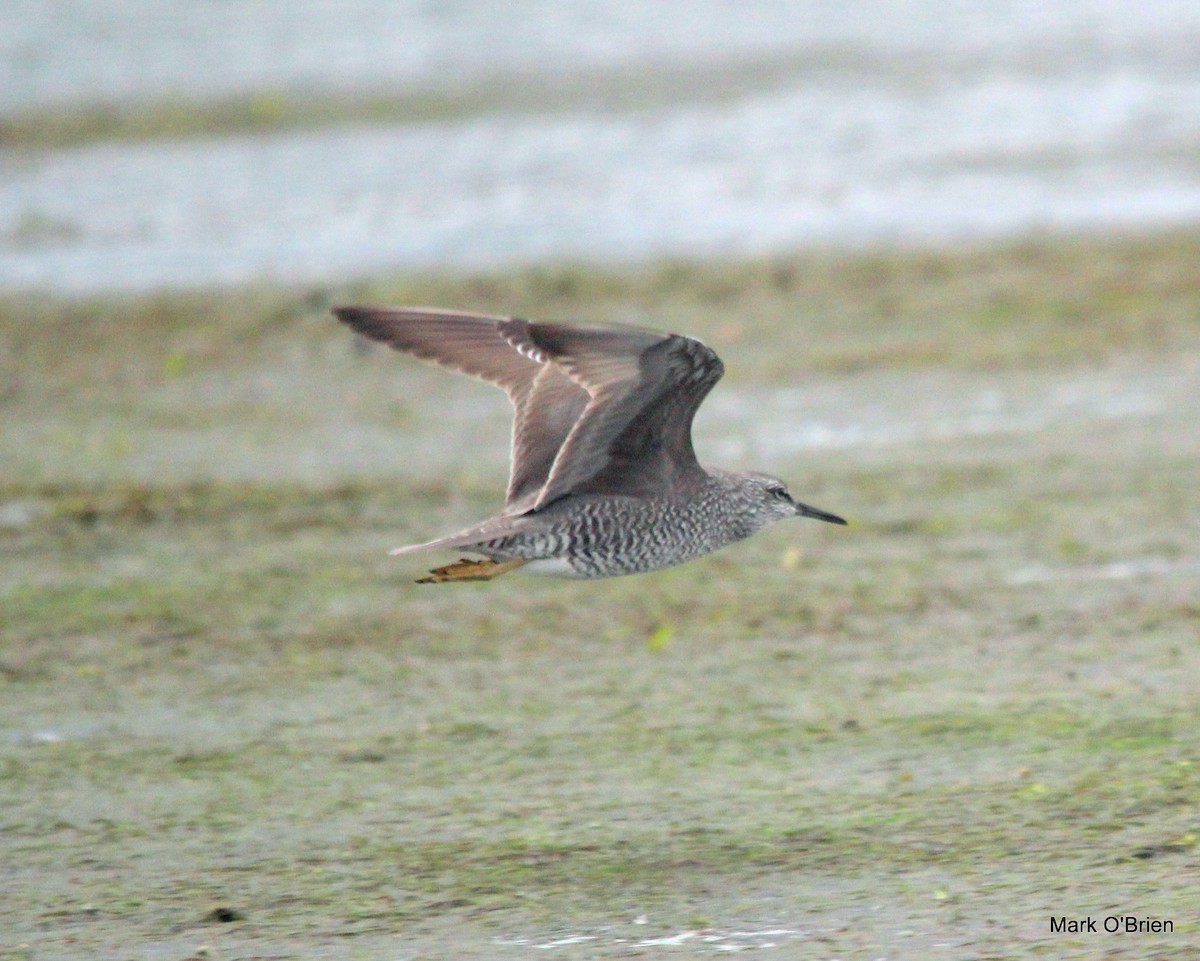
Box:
[335,306,587,511]
[334,306,724,514]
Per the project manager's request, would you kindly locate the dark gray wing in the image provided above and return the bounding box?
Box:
[333,306,587,511]
[334,307,724,514]
[517,323,725,509]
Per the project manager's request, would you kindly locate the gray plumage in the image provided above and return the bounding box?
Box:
[334,306,846,582]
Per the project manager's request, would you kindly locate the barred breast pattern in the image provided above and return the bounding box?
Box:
[478,476,767,578]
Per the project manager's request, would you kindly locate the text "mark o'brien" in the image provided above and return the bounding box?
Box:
[1051,917,1173,934]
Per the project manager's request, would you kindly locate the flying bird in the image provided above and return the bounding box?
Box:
[335,307,846,583]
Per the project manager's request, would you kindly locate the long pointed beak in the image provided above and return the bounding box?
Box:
[794,500,847,525]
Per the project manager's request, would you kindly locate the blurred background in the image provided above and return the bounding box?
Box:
[4,0,1200,293]
[5,5,1200,958]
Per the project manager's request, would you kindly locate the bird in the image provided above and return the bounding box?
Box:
[334,306,846,583]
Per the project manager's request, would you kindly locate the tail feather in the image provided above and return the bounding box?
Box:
[388,514,538,556]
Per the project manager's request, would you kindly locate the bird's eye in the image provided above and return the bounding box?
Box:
[769,487,790,501]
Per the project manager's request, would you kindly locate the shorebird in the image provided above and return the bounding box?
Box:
[335,307,846,583]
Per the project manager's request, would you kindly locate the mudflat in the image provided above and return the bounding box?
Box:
[3,231,1199,959]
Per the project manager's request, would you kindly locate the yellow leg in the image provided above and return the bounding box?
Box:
[416,557,529,584]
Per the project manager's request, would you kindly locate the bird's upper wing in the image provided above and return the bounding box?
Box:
[333,306,587,510]
[513,322,725,510]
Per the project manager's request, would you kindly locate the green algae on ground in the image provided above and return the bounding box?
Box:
[2,230,1200,958]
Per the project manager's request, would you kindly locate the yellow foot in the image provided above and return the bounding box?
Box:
[416,557,528,584]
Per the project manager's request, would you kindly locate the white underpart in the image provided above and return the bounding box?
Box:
[519,557,585,578]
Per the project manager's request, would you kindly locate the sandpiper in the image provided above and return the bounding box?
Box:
[335,307,846,582]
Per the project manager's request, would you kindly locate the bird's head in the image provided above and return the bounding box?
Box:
[739,471,848,526]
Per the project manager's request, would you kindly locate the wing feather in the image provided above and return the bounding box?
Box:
[334,307,725,515]
[517,324,724,509]
[334,306,589,509]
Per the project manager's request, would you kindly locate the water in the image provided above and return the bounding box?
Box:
[3,0,1200,293]
[496,925,814,953]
